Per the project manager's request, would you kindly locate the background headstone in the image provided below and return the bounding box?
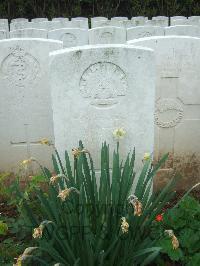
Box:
[10,28,48,38]
[131,17,147,26]
[165,25,200,37]
[128,36,200,189]
[11,18,28,23]
[170,19,189,26]
[127,26,164,40]
[89,26,126,44]
[31,18,48,22]
[0,39,63,173]
[10,21,29,31]
[0,30,7,39]
[146,19,168,27]
[48,28,88,48]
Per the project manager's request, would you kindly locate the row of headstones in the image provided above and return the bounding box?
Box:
[0,25,200,48]
[0,36,199,189]
[0,15,200,32]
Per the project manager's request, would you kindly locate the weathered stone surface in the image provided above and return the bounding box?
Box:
[49,45,155,170]
[10,21,29,31]
[10,20,87,31]
[131,17,148,26]
[171,16,187,22]
[10,28,48,38]
[0,30,7,39]
[52,18,69,22]
[0,39,63,173]
[91,20,127,28]
[31,18,48,22]
[146,19,168,27]
[128,36,200,188]
[48,28,88,48]
[187,16,200,25]
[91,17,108,28]
[111,17,128,21]
[170,19,189,26]
[11,18,28,23]
[165,25,200,37]
[0,19,9,32]
[72,17,88,22]
[127,26,164,40]
[89,26,126,44]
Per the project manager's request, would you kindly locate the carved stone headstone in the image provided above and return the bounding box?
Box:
[131,17,148,26]
[0,30,7,39]
[10,28,48,38]
[91,17,108,27]
[165,25,200,37]
[91,20,124,28]
[127,26,164,41]
[128,36,200,188]
[50,45,155,170]
[31,18,48,22]
[11,18,28,23]
[0,19,9,33]
[89,26,126,44]
[0,39,63,173]
[170,19,189,26]
[187,16,200,25]
[10,21,29,31]
[111,17,128,21]
[52,18,69,22]
[48,28,88,48]
[146,19,168,27]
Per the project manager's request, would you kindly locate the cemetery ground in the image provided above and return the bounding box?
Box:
[0,141,200,266]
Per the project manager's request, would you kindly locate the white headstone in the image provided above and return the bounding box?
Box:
[91,17,108,22]
[0,19,9,32]
[11,21,64,31]
[92,20,125,28]
[171,16,187,21]
[52,17,69,22]
[31,18,48,22]
[91,17,108,28]
[0,39,63,173]
[146,19,168,27]
[170,19,189,26]
[187,16,200,25]
[127,26,165,41]
[30,21,63,30]
[111,17,128,21]
[49,44,155,169]
[10,28,48,38]
[0,19,8,23]
[131,17,147,26]
[152,16,168,20]
[11,18,28,23]
[48,28,88,48]
[165,25,200,37]
[71,19,89,29]
[128,36,200,188]
[89,26,126,44]
[0,30,7,39]
[72,17,88,22]
[10,21,29,31]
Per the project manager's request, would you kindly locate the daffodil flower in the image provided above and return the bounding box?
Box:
[113,128,126,140]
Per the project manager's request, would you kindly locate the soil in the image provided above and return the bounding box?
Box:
[163,189,200,210]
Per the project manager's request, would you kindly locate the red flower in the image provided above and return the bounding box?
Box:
[155,214,163,222]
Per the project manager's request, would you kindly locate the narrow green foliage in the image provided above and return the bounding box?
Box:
[17,141,177,265]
